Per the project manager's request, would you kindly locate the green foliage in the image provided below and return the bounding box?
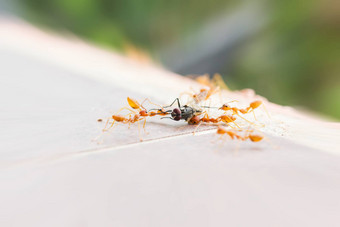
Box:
[228,0,340,119]
[20,0,340,119]
[22,0,233,50]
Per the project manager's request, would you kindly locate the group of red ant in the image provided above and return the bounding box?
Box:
[99,75,268,143]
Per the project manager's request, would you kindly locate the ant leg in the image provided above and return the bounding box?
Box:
[94,119,118,143]
[103,116,112,131]
[262,103,271,119]
[142,117,149,134]
[251,109,258,122]
[102,115,121,133]
[137,119,143,141]
[140,98,163,110]
[116,106,136,115]
[131,117,147,140]
[103,107,137,130]
[230,119,241,129]
[234,112,257,126]
[192,121,203,135]
[245,108,265,128]
[249,108,265,126]
[247,101,270,120]
[103,114,127,131]
[92,132,104,144]
[107,119,116,131]
[228,100,239,104]
[222,121,237,130]
[222,115,241,129]
[205,87,219,101]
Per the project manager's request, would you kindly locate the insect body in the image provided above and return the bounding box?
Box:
[156,98,202,122]
[170,105,201,121]
[216,126,263,142]
[103,97,164,132]
[99,94,267,145]
[219,100,269,121]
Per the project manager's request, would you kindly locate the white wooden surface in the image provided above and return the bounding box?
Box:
[1,17,340,227]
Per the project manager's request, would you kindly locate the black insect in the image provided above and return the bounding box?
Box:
[157,98,202,121]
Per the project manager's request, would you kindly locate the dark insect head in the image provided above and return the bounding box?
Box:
[171,108,182,121]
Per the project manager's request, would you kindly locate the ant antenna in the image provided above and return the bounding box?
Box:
[200,100,238,109]
[200,106,219,109]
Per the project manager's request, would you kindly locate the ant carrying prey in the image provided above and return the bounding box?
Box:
[98,92,268,144]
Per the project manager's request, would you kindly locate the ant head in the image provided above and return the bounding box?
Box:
[219,104,230,111]
[171,108,181,121]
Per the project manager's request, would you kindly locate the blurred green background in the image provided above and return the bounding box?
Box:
[15,0,340,119]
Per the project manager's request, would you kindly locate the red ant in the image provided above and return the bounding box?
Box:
[103,97,168,140]
[101,97,203,140]
[216,126,263,142]
[187,113,237,126]
[219,100,269,122]
[100,96,266,144]
[219,100,261,114]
